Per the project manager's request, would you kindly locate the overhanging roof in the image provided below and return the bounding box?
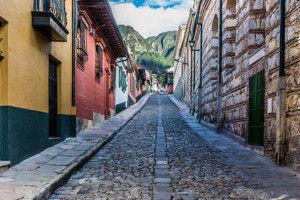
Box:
[81,0,127,57]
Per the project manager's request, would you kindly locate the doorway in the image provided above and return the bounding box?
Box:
[249,70,265,145]
[49,59,58,137]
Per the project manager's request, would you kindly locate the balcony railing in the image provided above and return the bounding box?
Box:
[32,0,69,42]
[77,47,88,67]
[34,0,67,26]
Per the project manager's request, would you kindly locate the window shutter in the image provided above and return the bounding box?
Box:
[80,20,86,50]
[96,45,103,78]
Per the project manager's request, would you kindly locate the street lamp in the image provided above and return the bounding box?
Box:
[189,40,195,48]
[189,39,200,114]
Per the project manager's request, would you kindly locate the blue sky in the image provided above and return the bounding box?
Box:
[109,0,193,37]
[109,0,183,9]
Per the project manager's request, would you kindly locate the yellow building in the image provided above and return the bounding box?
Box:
[0,0,76,165]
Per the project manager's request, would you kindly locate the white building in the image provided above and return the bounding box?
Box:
[115,57,133,114]
[173,24,187,99]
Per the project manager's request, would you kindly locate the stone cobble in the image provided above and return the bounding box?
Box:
[160,96,273,199]
[50,97,158,200]
[51,95,292,199]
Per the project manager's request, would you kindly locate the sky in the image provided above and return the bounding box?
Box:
[109,0,193,38]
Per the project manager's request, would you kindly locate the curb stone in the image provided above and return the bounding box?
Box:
[0,94,151,200]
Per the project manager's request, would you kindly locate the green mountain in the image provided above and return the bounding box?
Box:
[118,25,177,75]
[146,31,177,59]
[118,25,153,55]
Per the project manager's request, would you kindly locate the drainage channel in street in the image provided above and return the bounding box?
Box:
[153,96,172,200]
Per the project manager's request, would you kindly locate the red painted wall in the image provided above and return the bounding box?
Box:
[76,13,115,120]
[167,84,174,94]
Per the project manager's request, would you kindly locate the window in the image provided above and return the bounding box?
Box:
[95,45,103,82]
[119,67,127,93]
[130,73,135,93]
[77,19,88,67]
[167,73,173,85]
[110,65,116,91]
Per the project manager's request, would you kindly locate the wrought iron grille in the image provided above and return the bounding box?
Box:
[34,0,67,27]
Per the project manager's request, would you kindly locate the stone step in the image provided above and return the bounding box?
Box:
[0,161,10,172]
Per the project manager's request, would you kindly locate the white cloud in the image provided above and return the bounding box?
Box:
[145,0,183,7]
[111,1,193,38]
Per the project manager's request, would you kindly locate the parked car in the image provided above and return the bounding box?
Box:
[159,90,165,95]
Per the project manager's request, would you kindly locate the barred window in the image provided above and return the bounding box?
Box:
[95,45,103,82]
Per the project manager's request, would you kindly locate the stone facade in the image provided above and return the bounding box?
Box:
[175,0,300,172]
[173,25,187,100]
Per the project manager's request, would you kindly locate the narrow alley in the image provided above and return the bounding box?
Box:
[50,95,300,200]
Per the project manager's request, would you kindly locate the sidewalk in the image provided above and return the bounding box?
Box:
[168,94,300,199]
[0,94,151,200]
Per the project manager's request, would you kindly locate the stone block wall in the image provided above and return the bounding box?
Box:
[199,0,219,124]
[285,0,300,171]
[183,47,191,105]
[181,0,300,172]
[264,0,280,160]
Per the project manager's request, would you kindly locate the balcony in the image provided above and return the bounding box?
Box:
[32,0,69,42]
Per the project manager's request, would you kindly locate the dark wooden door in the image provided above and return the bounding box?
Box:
[49,59,58,137]
[249,70,265,145]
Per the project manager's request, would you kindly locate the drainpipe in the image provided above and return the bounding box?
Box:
[216,0,223,132]
[198,23,203,122]
[190,44,193,113]
[276,0,287,166]
[72,0,78,106]
[193,45,196,90]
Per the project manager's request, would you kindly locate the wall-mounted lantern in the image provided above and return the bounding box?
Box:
[189,40,195,47]
[0,50,4,62]
[0,56,4,62]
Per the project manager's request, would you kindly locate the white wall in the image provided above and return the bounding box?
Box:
[115,65,128,107]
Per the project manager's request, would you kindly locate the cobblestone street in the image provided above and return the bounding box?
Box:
[50,95,299,200]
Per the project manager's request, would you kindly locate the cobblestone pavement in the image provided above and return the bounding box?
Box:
[162,98,272,200]
[51,95,294,200]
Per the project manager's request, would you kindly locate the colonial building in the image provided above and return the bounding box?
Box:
[175,0,300,172]
[115,57,132,114]
[151,74,160,92]
[75,0,127,132]
[165,67,174,94]
[136,64,147,102]
[173,24,187,99]
[127,54,138,106]
[0,0,75,165]
[145,70,153,93]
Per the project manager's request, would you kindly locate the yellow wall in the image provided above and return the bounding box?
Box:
[0,0,75,115]
[51,0,75,115]
[0,17,8,106]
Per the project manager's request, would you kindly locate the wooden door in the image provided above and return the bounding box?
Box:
[249,70,265,145]
[49,59,58,137]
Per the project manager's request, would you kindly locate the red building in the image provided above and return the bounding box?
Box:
[165,67,174,94]
[75,0,127,132]
[126,57,148,106]
[127,55,138,107]
[136,64,147,101]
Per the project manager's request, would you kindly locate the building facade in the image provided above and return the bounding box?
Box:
[173,24,187,99]
[176,0,300,172]
[0,0,76,165]
[127,55,138,106]
[165,67,174,94]
[115,57,131,114]
[136,65,147,102]
[75,0,127,133]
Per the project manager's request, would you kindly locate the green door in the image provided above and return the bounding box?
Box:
[249,71,265,145]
